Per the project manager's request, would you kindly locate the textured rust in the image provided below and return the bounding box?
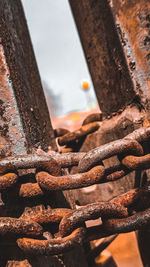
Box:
[78,138,143,172]
[0,43,27,157]
[124,127,150,142]
[82,113,102,126]
[0,173,18,191]
[110,188,139,207]
[21,208,72,225]
[19,183,44,198]
[17,228,86,255]
[36,166,105,191]
[0,154,61,175]
[58,122,100,146]
[69,0,135,114]
[104,163,130,182]
[0,1,89,266]
[59,202,128,237]
[0,0,56,152]
[110,184,150,215]
[0,217,43,236]
[52,152,85,168]
[104,208,150,233]
[111,0,150,115]
[122,154,150,170]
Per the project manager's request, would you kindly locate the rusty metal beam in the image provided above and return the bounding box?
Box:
[0,1,89,266]
[111,0,150,118]
[0,0,56,156]
[69,1,150,265]
[69,0,136,115]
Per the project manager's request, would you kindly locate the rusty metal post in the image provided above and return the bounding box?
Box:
[0,1,89,266]
[69,0,150,118]
[69,0,136,115]
[69,0,150,264]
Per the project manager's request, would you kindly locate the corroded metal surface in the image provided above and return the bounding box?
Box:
[17,228,86,256]
[0,173,18,191]
[20,208,72,224]
[58,122,100,146]
[111,0,150,116]
[1,0,150,265]
[36,166,104,190]
[122,154,150,170]
[0,154,61,175]
[0,1,89,266]
[78,136,144,173]
[0,217,43,236]
[0,43,27,157]
[1,126,150,259]
[59,202,128,237]
[69,0,135,115]
[0,0,56,152]
[104,208,150,233]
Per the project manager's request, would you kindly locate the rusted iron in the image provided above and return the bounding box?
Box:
[110,184,150,209]
[0,154,61,175]
[54,128,70,138]
[104,208,150,234]
[78,138,143,172]
[104,163,130,182]
[58,122,100,146]
[0,173,18,191]
[124,127,150,142]
[52,152,85,168]
[111,0,150,117]
[18,183,44,198]
[36,166,105,191]
[16,203,150,255]
[82,113,102,126]
[2,122,150,260]
[69,0,135,115]
[0,152,86,172]
[110,188,140,207]
[122,154,150,170]
[0,217,43,236]
[59,202,128,237]
[20,208,72,225]
[0,1,90,266]
[17,228,86,255]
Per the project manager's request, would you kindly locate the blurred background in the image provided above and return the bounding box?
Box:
[21,0,99,130]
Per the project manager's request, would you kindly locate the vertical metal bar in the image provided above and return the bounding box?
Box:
[69,0,135,115]
[0,0,57,155]
[0,1,89,266]
[111,1,150,264]
[111,0,150,118]
[69,0,150,265]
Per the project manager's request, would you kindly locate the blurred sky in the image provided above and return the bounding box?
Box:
[21,0,98,116]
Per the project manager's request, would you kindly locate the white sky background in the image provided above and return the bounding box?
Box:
[21,0,98,116]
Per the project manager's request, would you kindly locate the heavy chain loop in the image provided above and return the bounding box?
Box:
[16,183,150,255]
[1,113,150,256]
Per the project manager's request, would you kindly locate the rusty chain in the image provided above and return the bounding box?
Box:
[1,113,150,257]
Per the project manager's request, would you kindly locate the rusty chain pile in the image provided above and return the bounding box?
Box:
[1,113,150,257]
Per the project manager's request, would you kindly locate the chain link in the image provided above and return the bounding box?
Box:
[1,113,150,257]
